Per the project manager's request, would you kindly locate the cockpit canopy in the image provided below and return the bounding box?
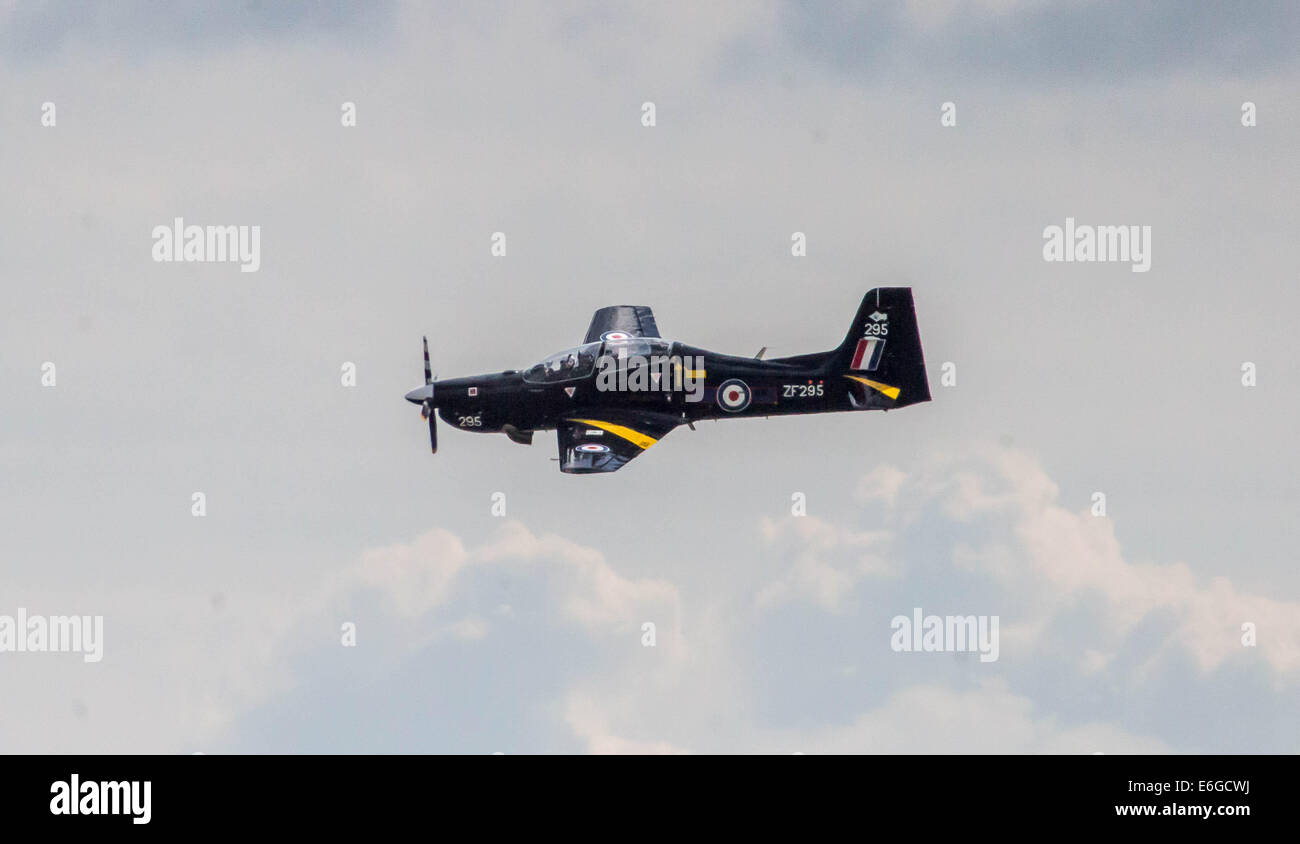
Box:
[521,342,602,383]
[521,338,677,384]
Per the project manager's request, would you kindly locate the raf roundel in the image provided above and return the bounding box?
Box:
[576,443,610,453]
[716,378,751,412]
[601,330,631,344]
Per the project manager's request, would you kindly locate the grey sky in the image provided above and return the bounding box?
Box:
[1,1,1297,752]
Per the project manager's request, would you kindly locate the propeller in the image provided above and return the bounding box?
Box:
[422,336,437,453]
[405,336,437,453]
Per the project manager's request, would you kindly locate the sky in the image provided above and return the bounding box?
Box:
[0,0,1297,753]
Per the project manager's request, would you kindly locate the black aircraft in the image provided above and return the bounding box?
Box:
[405,287,931,473]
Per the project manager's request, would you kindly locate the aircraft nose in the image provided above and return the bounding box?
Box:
[405,384,435,405]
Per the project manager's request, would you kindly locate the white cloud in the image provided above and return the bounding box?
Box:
[550,446,1294,755]
[473,521,680,634]
[565,694,691,755]
[784,446,1300,680]
[757,515,895,611]
[562,668,1170,755]
[932,446,1300,675]
[0,520,682,752]
[771,679,1169,754]
[357,528,469,618]
[855,463,909,506]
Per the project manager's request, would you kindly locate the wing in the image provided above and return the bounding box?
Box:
[556,411,678,474]
[582,306,661,344]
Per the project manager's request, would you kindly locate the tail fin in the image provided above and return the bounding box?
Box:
[832,288,931,409]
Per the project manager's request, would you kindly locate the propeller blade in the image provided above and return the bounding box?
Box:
[414,336,437,454]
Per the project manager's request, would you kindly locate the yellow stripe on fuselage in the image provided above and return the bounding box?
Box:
[570,418,659,450]
[670,361,706,380]
[844,375,901,400]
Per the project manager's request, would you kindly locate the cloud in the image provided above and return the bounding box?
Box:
[561,654,1171,754]
[0,0,396,65]
[769,0,1300,85]
[0,519,682,752]
[772,679,1170,754]
[565,694,690,755]
[474,521,681,633]
[356,520,681,636]
[757,515,895,612]
[310,446,1293,755]
[761,444,1300,682]
[357,527,469,618]
[17,444,1272,754]
[856,464,909,506]
[746,444,1300,687]
[927,445,1300,676]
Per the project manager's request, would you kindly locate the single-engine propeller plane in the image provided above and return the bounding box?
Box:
[405,288,931,473]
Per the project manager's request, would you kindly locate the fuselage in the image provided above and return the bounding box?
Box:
[423,339,859,437]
